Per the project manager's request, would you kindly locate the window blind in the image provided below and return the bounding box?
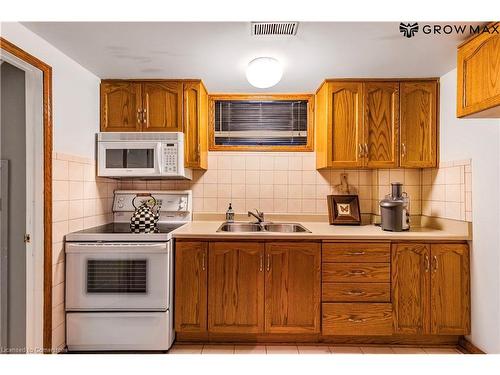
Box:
[214,100,308,146]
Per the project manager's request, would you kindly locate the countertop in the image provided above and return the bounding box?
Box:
[171,220,471,241]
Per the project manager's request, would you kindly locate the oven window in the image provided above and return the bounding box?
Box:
[86,259,147,293]
[105,149,155,169]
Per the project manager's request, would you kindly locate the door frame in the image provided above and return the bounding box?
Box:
[0,37,53,353]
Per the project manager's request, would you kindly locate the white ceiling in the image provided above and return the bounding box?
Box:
[22,22,475,92]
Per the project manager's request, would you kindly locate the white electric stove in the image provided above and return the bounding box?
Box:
[64,190,192,352]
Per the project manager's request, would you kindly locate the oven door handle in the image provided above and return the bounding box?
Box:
[65,242,169,254]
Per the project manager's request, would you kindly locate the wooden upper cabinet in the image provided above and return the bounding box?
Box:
[316,79,437,169]
[265,242,321,333]
[364,82,399,168]
[183,81,208,169]
[208,242,265,334]
[174,241,208,333]
[142,81,183,132]
[400,81,438,168]
[430,244,470,335]
[316,81,363,169]
[457,22,500,118]
[392,243,430,335]
[100,82,142,132]
[328,82,364,168]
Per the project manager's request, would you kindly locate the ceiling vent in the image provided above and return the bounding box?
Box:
[251,22,299,36]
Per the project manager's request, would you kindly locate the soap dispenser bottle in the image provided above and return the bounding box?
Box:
[226,203,234,223]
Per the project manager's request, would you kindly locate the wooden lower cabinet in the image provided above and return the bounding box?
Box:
[430,244,470,335]
[265,242,321,333]
[174,241,208,333]
[392,243,470,336]
[208,242,264,333]
[175,240,470,343]
[392,243,430,334]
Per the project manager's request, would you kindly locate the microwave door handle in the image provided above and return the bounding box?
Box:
[156,143,163,175]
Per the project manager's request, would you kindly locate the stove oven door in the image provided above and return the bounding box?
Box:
[65,242,171,311]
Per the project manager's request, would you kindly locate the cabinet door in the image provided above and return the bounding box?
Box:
[457,23,500,118]
[364,82,399,168]
[208,242,265,333]
[400,81,438,168]
[392,243,430,334]
[430,244,470,335]
[142,81,183,132]
[327,82,364,168]
[174,241,207,333]
[183,82,208,169]
[100,82,142,132]
[265,242,321,333]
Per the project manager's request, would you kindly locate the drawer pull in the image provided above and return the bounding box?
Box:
[348,317,366,323]
[348,270,366,275]
[346,290,366,296]
[347,251,365,255]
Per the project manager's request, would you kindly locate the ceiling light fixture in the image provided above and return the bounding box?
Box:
[246,57,283,88]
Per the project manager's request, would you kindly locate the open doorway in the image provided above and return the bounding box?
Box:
[0,39,52,353]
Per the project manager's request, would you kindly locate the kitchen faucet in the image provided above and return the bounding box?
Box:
[248,209,265,223]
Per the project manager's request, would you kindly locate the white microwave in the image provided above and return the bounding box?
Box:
[97,132,192,179]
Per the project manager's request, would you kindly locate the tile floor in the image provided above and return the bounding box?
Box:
[168,344,463,354]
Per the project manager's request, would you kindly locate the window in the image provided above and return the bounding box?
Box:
[209,94,314,151]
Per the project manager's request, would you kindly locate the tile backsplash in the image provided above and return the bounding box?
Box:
[122,152,377,216]
[120,152,473,222]
[421,159,472,222]
[51,152,118,352]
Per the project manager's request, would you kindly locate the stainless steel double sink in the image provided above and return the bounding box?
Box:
[217,222,311,233]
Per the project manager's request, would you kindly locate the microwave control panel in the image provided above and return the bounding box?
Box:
[162,143,178,173]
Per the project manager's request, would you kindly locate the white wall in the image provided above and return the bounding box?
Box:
[439,69,500,353]
[0,22,100,158]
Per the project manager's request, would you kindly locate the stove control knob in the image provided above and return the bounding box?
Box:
[118,204,124,208]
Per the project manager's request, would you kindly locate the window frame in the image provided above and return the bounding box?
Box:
[208,94,315,152]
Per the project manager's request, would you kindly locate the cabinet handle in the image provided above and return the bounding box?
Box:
[364,143,369,157]
[432,255,438,273]
[346,290,365,296]
[401,143,407,158]
[424,255,430,272]
[358,144,364,158]
[347,251,365,256]
[266,254,271,272]
[142,109,147,124]
[348,270,366,276]
[348,317,366,323]
[259,254,264,272]
[137,109,142,124]
[201,252,206,271]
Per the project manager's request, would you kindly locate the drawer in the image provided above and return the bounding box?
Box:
[322,263,390,282]
[66,311,173,351]
[322,282,390,302]
[323,243,390,263]
[322,303,392,336]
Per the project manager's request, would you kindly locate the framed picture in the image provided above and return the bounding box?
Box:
[327,195,361,225]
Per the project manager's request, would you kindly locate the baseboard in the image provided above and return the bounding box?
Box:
[458,337,485,354]
[176,332,460,346]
